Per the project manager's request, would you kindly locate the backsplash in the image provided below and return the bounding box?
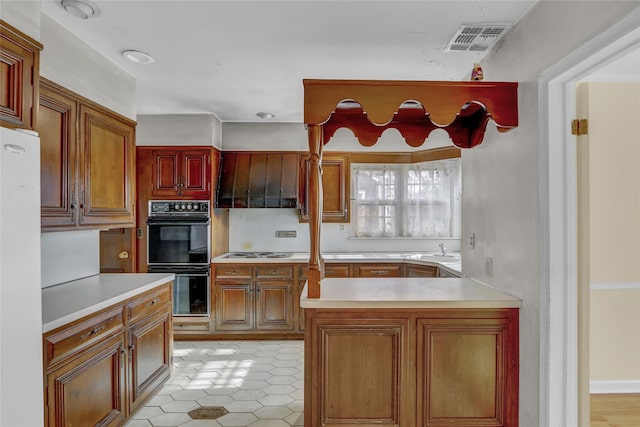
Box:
[228,209,461,254]
[41,230,100,287]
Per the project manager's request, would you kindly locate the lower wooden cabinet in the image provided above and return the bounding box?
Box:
[43,282,173,426]
[44,333,126,427]
[214,264,294,333]
[127,309,172,414]
[304,308,518,427]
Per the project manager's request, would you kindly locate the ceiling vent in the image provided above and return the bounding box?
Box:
[445,24,512,52]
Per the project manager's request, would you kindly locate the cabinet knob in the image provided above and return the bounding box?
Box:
[118,251,129,259]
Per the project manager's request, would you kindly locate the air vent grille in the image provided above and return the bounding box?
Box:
[445,23,512,52]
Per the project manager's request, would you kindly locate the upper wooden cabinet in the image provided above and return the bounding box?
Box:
[0,20,42,130]
[299,153,350,223]
[151,148,212,198]
[217,152,299,208]
[39,79,136,231]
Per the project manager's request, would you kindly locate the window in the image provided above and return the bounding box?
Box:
[352,159,461,238]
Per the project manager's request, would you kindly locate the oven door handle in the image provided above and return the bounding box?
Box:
[174,272,210,277]
[146,220,210,226]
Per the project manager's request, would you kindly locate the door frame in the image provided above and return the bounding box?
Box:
[538,10,640,426]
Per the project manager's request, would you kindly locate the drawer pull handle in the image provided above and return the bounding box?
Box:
[146,299,159,307]
[80,325,106,339]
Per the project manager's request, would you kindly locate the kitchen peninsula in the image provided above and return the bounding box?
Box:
[300,277,520,427]
[300,79,521,427]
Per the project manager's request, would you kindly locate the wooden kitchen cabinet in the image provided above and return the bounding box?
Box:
[299,153,350,223]
[43,282,172,426]
[39,79,136,231]
[214,263,294,334]
[304,308,519,427]
[0,20,42,130]
[151,148,211,198]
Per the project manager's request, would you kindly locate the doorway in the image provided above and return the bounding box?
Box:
[541,10,640,427]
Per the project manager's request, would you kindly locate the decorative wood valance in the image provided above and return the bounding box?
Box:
[304,79,518,148]
[303,79,519,298]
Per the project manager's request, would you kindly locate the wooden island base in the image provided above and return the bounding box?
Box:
[301,279,520,427]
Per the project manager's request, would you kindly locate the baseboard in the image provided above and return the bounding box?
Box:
[590,380,640,394]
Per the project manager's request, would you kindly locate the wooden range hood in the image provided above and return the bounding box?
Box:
[303,79,519,298]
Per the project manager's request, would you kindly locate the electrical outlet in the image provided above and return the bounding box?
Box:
[469,232,476,249]
[339,224,346,232]
[485,257,493,277]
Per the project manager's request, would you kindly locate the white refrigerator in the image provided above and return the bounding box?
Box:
[0,127,44,426]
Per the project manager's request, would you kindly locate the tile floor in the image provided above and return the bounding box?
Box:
[125,340,304,427]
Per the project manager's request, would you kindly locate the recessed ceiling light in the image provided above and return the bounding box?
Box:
[122,50,155,64]
[256,112,275,119]
[61,0,99,19]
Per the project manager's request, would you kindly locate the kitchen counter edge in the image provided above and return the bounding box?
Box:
[300,277,521,309]
[42,273,175,333]
[211,252,462,276]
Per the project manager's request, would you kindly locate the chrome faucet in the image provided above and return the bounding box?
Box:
[438,242,447,256]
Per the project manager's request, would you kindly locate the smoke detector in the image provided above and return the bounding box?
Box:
[445,23,512,52]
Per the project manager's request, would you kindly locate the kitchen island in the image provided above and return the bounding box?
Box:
[41,273,174,427]
[301,277,520,427]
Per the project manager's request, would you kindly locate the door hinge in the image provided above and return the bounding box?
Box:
[571,119,588,136]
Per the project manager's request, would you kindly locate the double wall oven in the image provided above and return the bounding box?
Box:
[147,200,210,317]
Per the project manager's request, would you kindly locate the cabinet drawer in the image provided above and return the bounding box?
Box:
[215,264,253,278]
[325,263,352,278]
[173,317,211,332]
[355,264,402,277]
[126,284,172,324]
[255,265,293,279]
[44,306,124,369]
[405,265,438,278]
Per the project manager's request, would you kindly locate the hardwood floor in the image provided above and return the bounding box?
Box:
[591,394,640,427]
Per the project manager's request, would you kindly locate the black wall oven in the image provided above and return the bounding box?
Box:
[147,200,211,316]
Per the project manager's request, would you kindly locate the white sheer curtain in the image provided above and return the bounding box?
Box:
[353,159,461,238]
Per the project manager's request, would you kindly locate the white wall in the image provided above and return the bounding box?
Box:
[41,230,100,287]
[137,114,222,149]
[0,0,41,40]
[462,2,640,426]
[39,15,137,120]
[228,209,461,254]
[222,122,454,152]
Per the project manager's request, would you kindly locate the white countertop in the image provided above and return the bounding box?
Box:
[42,273,175,333]
[300,277,521,309]
[211,252,462,275]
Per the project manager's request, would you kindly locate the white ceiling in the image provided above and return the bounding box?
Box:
[40,0,543,122]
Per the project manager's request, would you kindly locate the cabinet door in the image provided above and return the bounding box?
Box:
[45,334,126,427]
[416,313,519,427]
[151,150,180,196]
[127,310,172,414]
[39,81,78,228]
[79,104,136,227]
[215,282,253,330]
[306,318,410,426]
[0,21,42,130]
[255,281,294,331]
[181,150,210,197]
[300,154,350,222]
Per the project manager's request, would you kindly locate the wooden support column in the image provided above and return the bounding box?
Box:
[307,124,324,298]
